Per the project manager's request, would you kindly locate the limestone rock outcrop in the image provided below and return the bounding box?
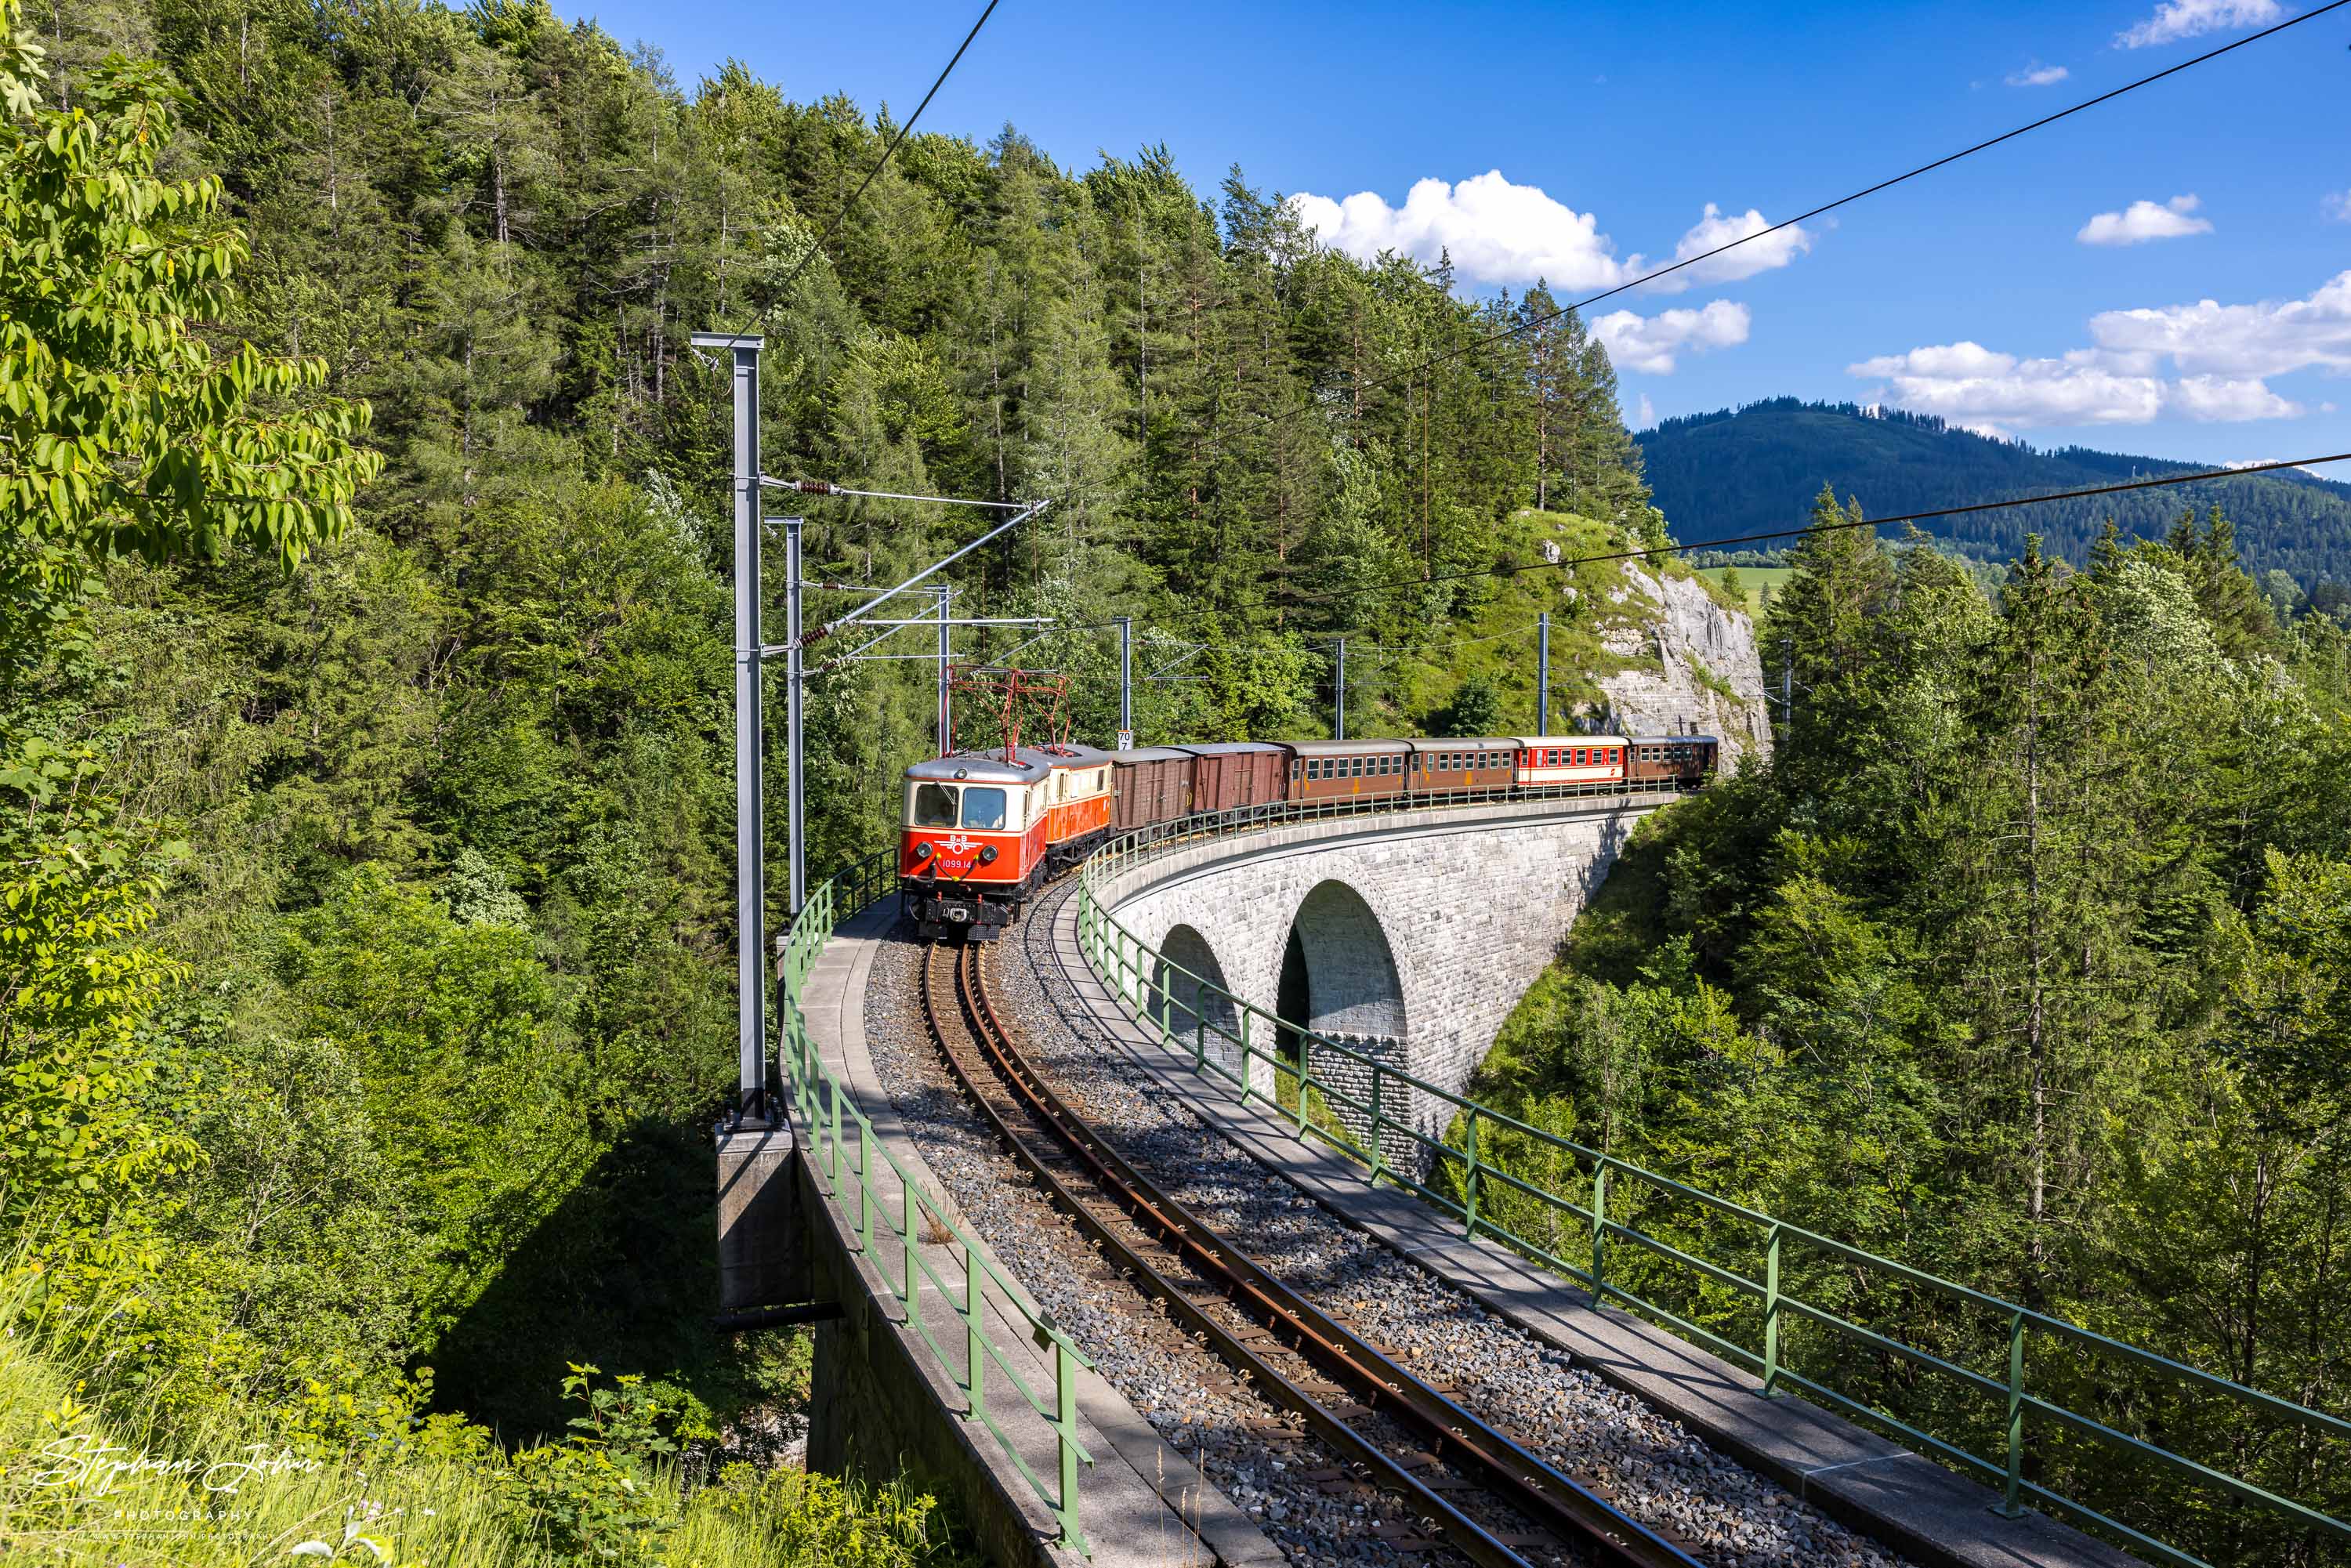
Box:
[1586,565,1773,772]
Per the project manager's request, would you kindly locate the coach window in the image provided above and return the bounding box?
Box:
[913,782,958,827]
[962,787,1008,831]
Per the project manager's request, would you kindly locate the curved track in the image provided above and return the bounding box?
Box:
[920,940,1705,1568]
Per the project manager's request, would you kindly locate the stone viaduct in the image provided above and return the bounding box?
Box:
[1092,795,1655,1151]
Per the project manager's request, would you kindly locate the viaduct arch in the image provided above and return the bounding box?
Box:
[1094,797,1652,1150]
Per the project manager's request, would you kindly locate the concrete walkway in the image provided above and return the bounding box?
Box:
[1042,891,2143,1568]
[794,902,1286,1568]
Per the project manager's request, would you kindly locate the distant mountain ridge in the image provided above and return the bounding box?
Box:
[1635,399,2351,588]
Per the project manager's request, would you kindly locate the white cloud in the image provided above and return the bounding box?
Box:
[2325,190,2351,222]
[2077,194,2212,245]
[2005,60,2070,85]
[2088,270,2351,377]
[2169,377,2304,422]
[1849,337,2305,434]
[1285,175,1813,299]
[2115,0,2280,47]
[1852,271,2351,432]
[1287,172,1631,291]
[1645,203,1811,292]
[1635,393,1657,429]
[1849,344,2167,431]
[1592,301,1750,375]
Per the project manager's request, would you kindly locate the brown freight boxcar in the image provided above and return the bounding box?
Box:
[1109,746,1193,832]
[1408,737,1519,794]
[1625,735,1718,788]
[1174,741,1288,814]
[1288,738,1411,802]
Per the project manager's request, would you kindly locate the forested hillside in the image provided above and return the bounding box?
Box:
[3,0,1682,1555]
[1473,494,2351,1563]
[1639,399,2351,588]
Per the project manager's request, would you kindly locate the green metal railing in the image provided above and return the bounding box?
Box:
[774,850,1095,1555]
[1073,795,2351,1568]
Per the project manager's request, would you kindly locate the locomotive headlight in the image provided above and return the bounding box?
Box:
[912,842,933,861]
[978,845,999,865]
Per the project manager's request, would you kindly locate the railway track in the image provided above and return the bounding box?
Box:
[919,939,1706,1568]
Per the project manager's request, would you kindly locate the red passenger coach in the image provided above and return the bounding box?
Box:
[1514,735,1628,790]
[1626,735,1718,789]
[1038,743,1115,871]
[901,750,1052,942]
[1411,737,1520,793]
[1289,739,1411,802]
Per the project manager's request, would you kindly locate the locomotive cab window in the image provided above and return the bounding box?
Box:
[961,788,1008,831]
[913,783,958,827]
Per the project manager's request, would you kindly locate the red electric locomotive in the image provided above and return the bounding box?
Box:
[900,742,1114,942]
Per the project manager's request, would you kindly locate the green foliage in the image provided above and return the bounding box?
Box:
[1474,512,2351,1563]
[0,738,195,1267]
[0,1314,968,1568]
[1433,672,1504,736]
[0,8,379,578]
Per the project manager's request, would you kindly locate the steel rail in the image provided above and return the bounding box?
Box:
[926,940,1703,1568]
[915,947,1528,1567]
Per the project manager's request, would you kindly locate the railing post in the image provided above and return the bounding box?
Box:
[965,1242,986,1421]
[900,1182,916,1304]
[1762,1225,1783,1396]
[1463,1108,1480,1238]
[828,1081,843,1182]
[1054,1335,1089,1555]
[1193,999,1206,1072]
[2002,1309,2027,1517]
[1369,1065,1386,1183]
[1591,1161,1609,1302]
[1238,1010,1254,1103]
[858,1137,877,1258]
[1293,1038,1310,1139]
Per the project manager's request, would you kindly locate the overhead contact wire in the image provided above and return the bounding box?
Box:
[770,0,1003,299]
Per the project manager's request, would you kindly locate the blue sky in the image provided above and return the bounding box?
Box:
[573,0,2351,468]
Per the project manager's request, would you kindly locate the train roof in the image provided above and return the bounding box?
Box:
[1628,733,1720,744]
[1288,737,1411,755]
[1110,747,1193,763]
[1031,742,1114,766]
[1169,741,1287,757]
[905,751,1052,784]
[1508,733,1631,748]
[1411,736,1523,750]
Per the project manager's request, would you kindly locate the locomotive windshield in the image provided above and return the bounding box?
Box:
[960,788,1008,831]
[912,783,958,827]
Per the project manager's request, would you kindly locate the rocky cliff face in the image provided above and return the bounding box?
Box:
[1581,566,1773,772]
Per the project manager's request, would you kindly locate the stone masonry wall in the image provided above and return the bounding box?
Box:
[1098,799,1653,1149]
